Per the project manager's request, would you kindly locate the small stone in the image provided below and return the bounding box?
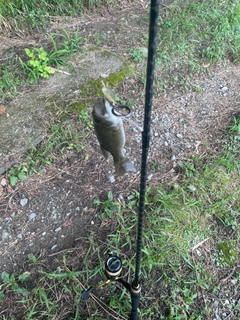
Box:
[221,86,228,91]
[91,220,94,225]
[20,198,28,206]
[109,174,115,183]
[176,133,183,139]
[2,230,9,241]
[231,278,238,285]
[51,244,57,251]
[0,178,7,186]
[147,173,153,181]
[28,212,37,221]
[188,185,196,192]
[55,227,61,232]
[17,234,23,239]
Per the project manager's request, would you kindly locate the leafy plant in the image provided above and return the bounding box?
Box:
[47,28,86,66]
[179,160,196,178]
[8,163,28,186]
[20,47,55,82]
[228,116,240,134]
[129,48,147,63]
[0,271,30,302]
[79,110,93,131]
[94,191,121,219]
[0,67,21,102]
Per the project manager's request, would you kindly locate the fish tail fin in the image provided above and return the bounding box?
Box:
[114,158,137,176]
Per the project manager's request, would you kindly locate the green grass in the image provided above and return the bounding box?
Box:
[0,0,118,30]
[154,0,240,91]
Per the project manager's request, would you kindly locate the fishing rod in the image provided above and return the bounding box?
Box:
[82,1,160,319]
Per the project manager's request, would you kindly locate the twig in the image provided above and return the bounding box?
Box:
[50,67,71,75]
[190,238,209,252]
[220,267,236,284]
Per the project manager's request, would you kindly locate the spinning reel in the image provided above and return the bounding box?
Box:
[82,252,140,301]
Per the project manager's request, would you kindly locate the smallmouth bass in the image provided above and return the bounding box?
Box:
[92,98,137,176]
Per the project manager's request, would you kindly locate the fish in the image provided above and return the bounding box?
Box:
[92,98,137,176]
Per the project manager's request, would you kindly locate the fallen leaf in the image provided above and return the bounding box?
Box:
[1,178,7,186]
[0,105,6,114]
[7,184,14,193]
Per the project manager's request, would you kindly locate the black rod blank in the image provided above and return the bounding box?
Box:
[133,0,160,289]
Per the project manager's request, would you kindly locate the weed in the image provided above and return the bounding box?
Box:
[150,159,162,172]
[48,28,86,66]
[94,191,121,219]
[79,109,93,131]
[93,32,110,46]
[20,47,55,83]
[192,85,203,93]
[228,115,240,134]
[128,48,146,63]
[178,160,197,178]
[8,162,28,186]
[0,271,30,302]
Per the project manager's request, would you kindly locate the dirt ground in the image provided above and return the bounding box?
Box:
[0,0,240,319]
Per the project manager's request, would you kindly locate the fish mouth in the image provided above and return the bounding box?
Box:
[93,98,107,116]
[93,98,113,117]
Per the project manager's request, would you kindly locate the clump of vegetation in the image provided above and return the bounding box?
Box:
[0,271,30,302]
[20,47,55,82]
[0,0,117,30]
